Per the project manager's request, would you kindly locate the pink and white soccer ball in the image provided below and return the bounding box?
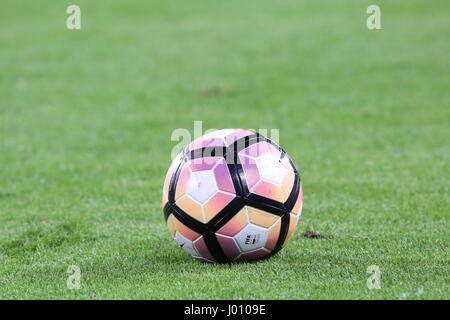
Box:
[162,129,303,263]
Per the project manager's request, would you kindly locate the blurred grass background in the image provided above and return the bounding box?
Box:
[0,0,449,299]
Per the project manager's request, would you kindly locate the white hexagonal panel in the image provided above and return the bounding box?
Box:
[175,231,199,257]
[234,224,268,252]
[255,152,286,186]
[186,170,218,204]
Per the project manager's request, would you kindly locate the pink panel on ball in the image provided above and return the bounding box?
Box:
[194,236,216,262]
[239,142,271,158]
[223,129,254,146]
[291,184,303,215]
[280,155,294,171]
[239,156,260,190]
[204,192,235,222]
[217,208,248,236]
[267,143,282,159]
[174,165,191,200]
[165,154,182,182]
[162,192,168,207]
[265,219,281,250]
[280,170,295,202]
[162,154,183,207]
[282,213,298,247]
[162,176,170,205]
[188,157,220,172]
[187,136,226,151]
[235,248,270,262]
[213,159,235,194]
[187,129,256,151]
[299,183,303,201]
[216,234,241,260]
[251,180,284,203]
[173,218,200,241]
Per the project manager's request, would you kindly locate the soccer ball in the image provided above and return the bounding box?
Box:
[162,129,303,263]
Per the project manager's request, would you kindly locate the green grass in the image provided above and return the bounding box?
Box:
[0,0,449,299]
